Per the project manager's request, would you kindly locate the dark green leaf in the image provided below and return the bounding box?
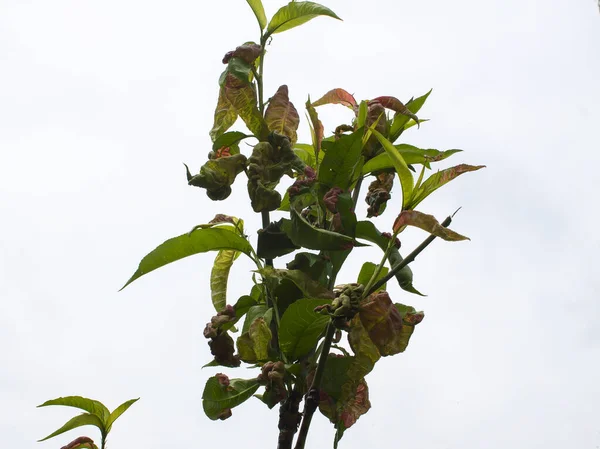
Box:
[281,209,354,251]
[286,252,332,286]
[121,228,253,290]
[212,131,251,152]
[357,262,388,291]
[407,164,485,209]
[246,0,267,30]
[38,413,105,442]
[105,398,139,431]
[266,1,341,35]
[202,377,260,420]
[319,129,364,190]
[265,85,300,144]
[37,397,110,423]
[279,298,331,360]
[257,220,300,259]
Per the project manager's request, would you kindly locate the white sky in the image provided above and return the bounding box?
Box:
[1,0,599,448]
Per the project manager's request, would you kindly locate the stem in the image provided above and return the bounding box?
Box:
[258,34,266,116]
[367,215,452,296]
[294,322,336,449]
[363,235,394,296]
[277,388,303,449]
[351,177,363,208]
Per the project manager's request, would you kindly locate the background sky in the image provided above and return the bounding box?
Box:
[1,0,599,448]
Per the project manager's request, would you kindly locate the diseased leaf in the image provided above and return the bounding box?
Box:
[58,437,98,449]
[258,267,334,299]
[202,376,260,420]
[265,85,300,144]
[279,298,331,360]
[306,99,324,163]
[267,1,341,35]
[393,210,470,241]
[311,88,357,109]
[186,154,248,201]
[37,397,110,423]
[37,414,105,442]
[105,398,139,431]
[389,89,432,142]
[371,129,413,210]
[357,262,388,292]
[246,0,267,30]
[407,164,485,209]
[319,129,364,190]
[362,146,462,174]
[219,57,253,85]
[209,87,238,142]
[355,221,424,295]
[222,43,262,66]
[212,131,251,152]
[242,305,272,334]
[370,96,419,125]
[211,250,239,312]
[236,317,272,362]
[223,73,269,140]
[121,228,253,290]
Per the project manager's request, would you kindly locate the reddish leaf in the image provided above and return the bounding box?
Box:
[358,291,405,356]
[370,96,419,125]
[265,85,300,144]
[223,73,269,140]
[311,88,357,109]
[222,43,262,65]
[393,210,470,241]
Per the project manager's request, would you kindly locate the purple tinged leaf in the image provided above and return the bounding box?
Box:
[393,210,470,241]
[222,43,262,65]
[265,85,300,144]
[311,88,357,109]
[370,96,419,126]
[60,437,97,449]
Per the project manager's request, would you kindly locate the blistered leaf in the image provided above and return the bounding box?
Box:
[393,210,469,241]
[121,228,253,290]
[38,414,105,442]
[258,267,334,299]
[265,85,300,144]
[236,317,272,362]
[209,87,238,142]
[105,398,139,432]
[407,164,485,209]
[266,1,341,35]
[319,129,364,190]
[356,262,388,292]
[186,154,248,201]
[371,129,413,210]
[202,376,260,420]
[223,73,269,140]
[365,172,394,218]
[222,43,262,65]
[246,0,267,30]
[311,88,357,109]
[37,397,110,423]
[279,298,331,360]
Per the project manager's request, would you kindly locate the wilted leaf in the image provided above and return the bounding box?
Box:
[37,397,110,423]
[121,228,253,290]
[242,305,272,334]
[265,85,300,144]
[407,164,485,209]
[222,43,262,65]
[266,1,341,35]
[246,0,267,30]
[202,376,260,420]
[236,317,272,362]
[209,87,238,142]
[311,88,357,109]
[371,129,414,210]
[279,298,331,360]
[38,414,105,442]
[393,210,470,241]
[105,398,139,431]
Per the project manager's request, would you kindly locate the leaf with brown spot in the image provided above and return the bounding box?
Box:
[311,88,357,109]
[407,164,485,209]
[265,85,300,144]
[393,210,469,241]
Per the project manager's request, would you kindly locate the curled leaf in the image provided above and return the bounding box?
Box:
[393,210,470,241]
[311,88,357,109]
[365,172,394,218]
[265,85,300,144]
[185,154,248,201]
[370,96,419,126]
[202,376,260,420]
[209,87,238,142]
[222,43,262,65]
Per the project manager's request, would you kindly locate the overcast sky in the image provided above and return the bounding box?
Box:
[1,0,599,448]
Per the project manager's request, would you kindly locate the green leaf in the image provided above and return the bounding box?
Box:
[393,210,470,241]
[212,131,251,152]
[209,87,238,142]
[257,220,300,259]
[407,164,485,210]
[242,305,271,334]
[292,143,316,168]
[357,262,388,292]
[356,100,368,128]
[265,85,300,144]
[211,250,240,312]
[279,299,331,360]
[233,295,257,321]
[281,210,354,251]
[389,89,432,142]
[362,146,462,174]
[37,396,110,423]
[371,129,413,210]
[105,398,139,432]
[121,228,253,290]
[202,376,260,420]
[236,317,272,362]
[319,129,364,190]
[266,1,341,36]
[258,267,334,299]
[306,99,324,164]
[246,0,267,30]
[38,413,105,442]
[223,73,269,140]
[355,221,423,295]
